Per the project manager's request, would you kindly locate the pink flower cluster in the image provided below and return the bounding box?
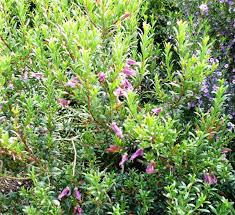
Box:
[65,77,81,88]
[203,172,217,185]
[118,149,156,174]
[58,187,83,214]
[110,122,157,174]
[113,58,140,99]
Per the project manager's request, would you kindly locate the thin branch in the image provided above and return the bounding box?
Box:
[74,2,99,29]
[0,35,12,52]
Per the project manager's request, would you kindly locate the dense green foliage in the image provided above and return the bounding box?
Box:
[0,0,234,214]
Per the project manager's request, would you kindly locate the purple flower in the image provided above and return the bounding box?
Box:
[8,82,14,90]
[227,122,234,131]
[201,85,209,93]
[58,187,71,200]
[111,122,124,139]
[203,172,217,185]
[212,85,219,93]
[58,99,70,108]
[121,79,133,91]
[209,58,214,64]
[122,66,136,77]
[119,153,128,168]
[146,162,156,174]
[130,148,144,161]
[215,71,222,77]
[199,4,208,14]
[114,87,127,98]
[31,72,43,80]
[188,102,195,109]
[98,72,106,83]
[126,59,137,66]
[73,205,83,215]
[224,64,229,68]
[152,107,161,115]
[65,77,80,88]
[74,187,82,201]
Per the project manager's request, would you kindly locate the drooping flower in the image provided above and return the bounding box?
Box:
[221,148,232,154]
[119,153,128,168]
[58,187,71,200]
[122,66,136,77]
[203,172,217,185]
[58,98,70,108]
[65,77,80,88]
[98,72,106,83]
[31,72,43,80]
[106,145,122,153]
[199,4,208,14]
[130,148,144,161]
[74,187,82,201]
[73,205,83,215]
[146,162,156,174]
[152,108,161,115]
[221,148,232,160]
[111,122,124,139]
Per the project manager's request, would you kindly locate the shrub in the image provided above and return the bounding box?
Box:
[0,0,234,214]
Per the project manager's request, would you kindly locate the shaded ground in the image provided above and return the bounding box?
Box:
[0,176,32,194]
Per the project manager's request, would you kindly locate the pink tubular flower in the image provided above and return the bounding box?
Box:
[152,108,161,115]
[111,122,124,139]
[122,66,136,77]
[58,187,71,200]
[121,79,133,91]
[114,87,127,98]
[73,205,83,215]
[31,72,43,80]
[203,172,217,185]
[146,162,156,174]
[221,148,232,160]
[74,187,82,201]
[127,59,137,66]
[130,148,144,161]
[119,153,128,168]
[106,145,122,153]
[98,72,106,83]
[58,98,70,108]
[221,148,232,154]
[65,77,80,88]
